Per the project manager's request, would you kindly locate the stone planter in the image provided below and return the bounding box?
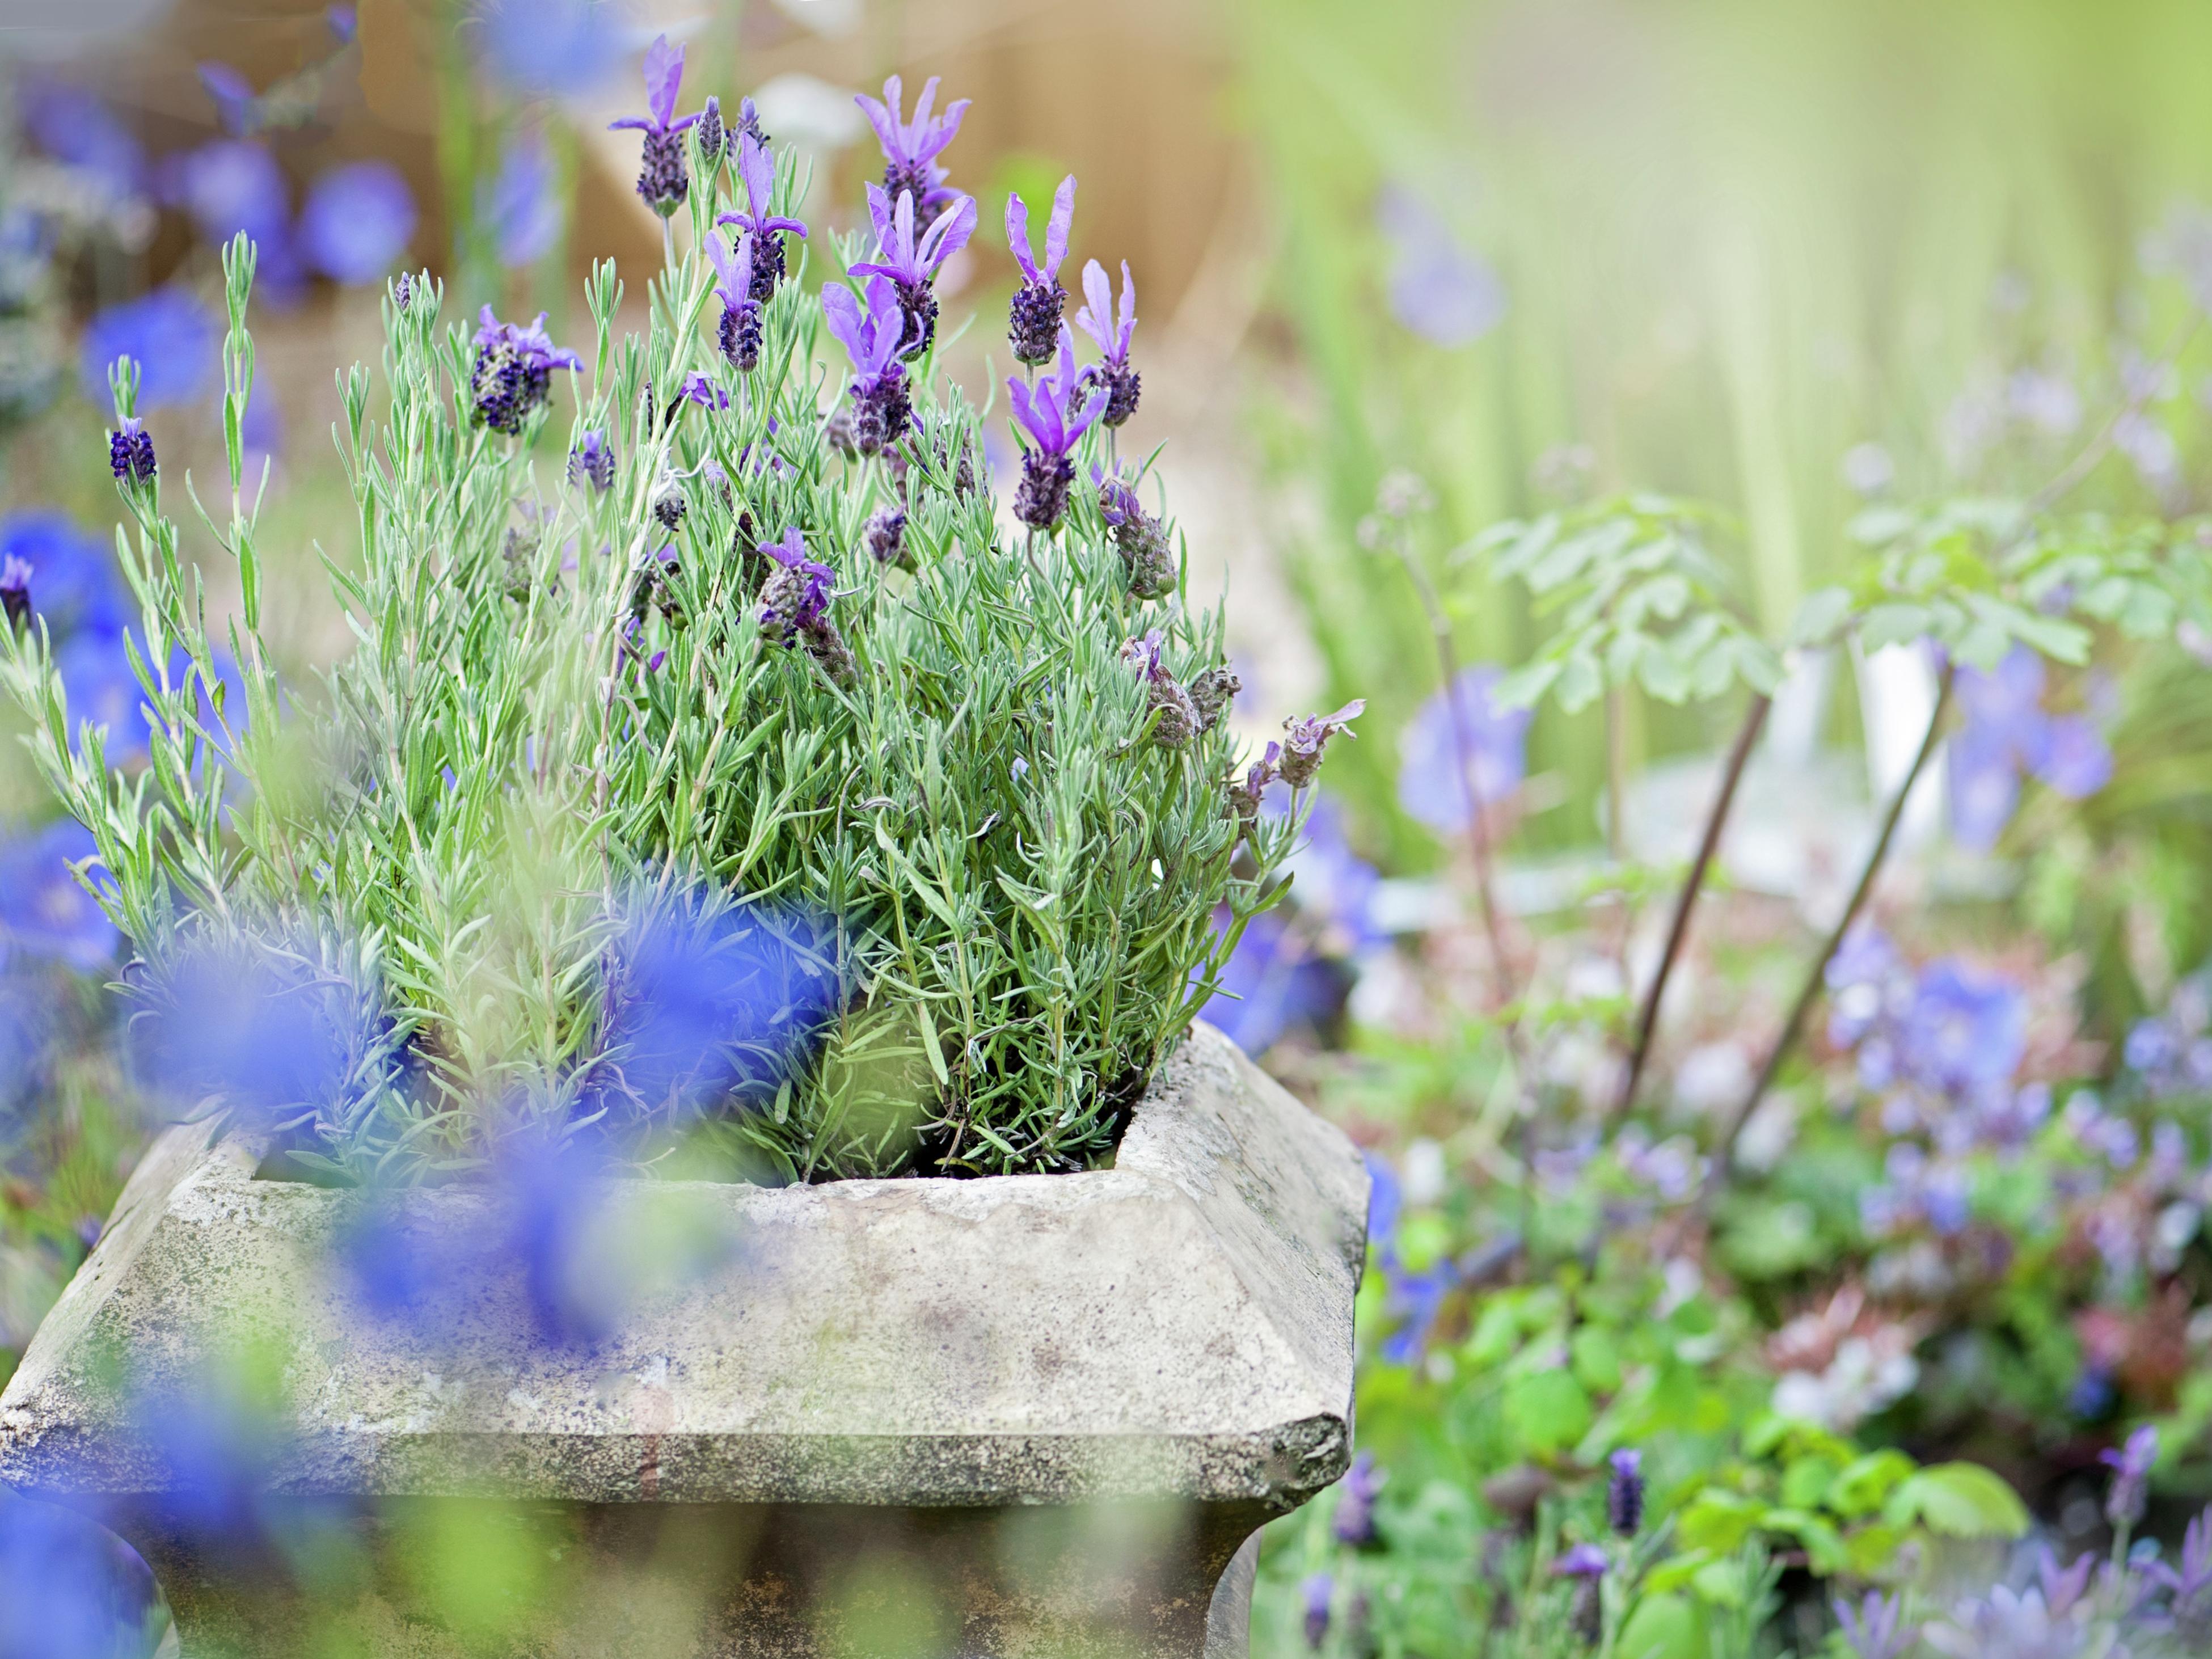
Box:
[0,1022,1367,1657]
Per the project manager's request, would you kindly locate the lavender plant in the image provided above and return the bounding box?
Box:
[0,53,1342,1185]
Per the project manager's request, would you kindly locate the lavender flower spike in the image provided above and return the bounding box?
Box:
[1007,175,1075,366]
[707,231,762,373]
[1077,258,1142,427]
[1607,1448,1644,1536]
[852,183,977,361]
[1279,700,1365,788]
[1007,326,1109,530]
[470,308,581,434]
[2103,1424,2159,1529]
[1,555,31,632]
[854,74,970,230]
[715,132,808,304]
[1834,1590,1912,1659]
[758,526,856,685]
[109,415,157,487]
[1094,463,1173,598]
[608,35,701,217]
[568,429,614,492]
[822,276,914,457]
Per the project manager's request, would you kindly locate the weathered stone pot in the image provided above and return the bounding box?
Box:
[0,1022,1367,1657]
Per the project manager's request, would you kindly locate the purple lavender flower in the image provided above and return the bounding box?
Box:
[1006,175,1075,367]
[1331,1451,1383,1546]
[1607,1448,1645,1536]
[482,130,562,269]
[80,288,218,410]
[2039,714,2113,799]
[197,61,260,137]
[1075,258,1141,427]
[0,820,119,973]
[568,429,614,493]
[1280,701,1366,790]
[852,183,978,361]
[0,557,29,634]
[2103,1424,2159,1529]
[1834,1590,1913,1659]
[1007,327,1108,530]
[707,232,763,373]
[608,36,700,218]
[715,133,808,304]
[469,307,580,434]
[822,276,914,458]
[694,95,726,168]
[1396,666,1530,831]
[758,527,856,685]
[1093,463,1174,598]
[864,506,910,570]
[108,416,157,488]
[1229,741,1283,832]
[681,372,730,412]
[474,0,622,97]
[1301,1572,1333,1649]
[1948,725,2023,852]
[1379,1264,1452,1364]
[1121,628,1204,746]
[300,161,416,285]
[1551,1542,1610,1580]
[854,74,970,233]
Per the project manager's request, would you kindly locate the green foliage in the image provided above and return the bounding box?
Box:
[2,214,1292,1181]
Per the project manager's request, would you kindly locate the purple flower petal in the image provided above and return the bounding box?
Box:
[641,34,685,130]
[1042,174,1075,279]
[2036,714,2112,799]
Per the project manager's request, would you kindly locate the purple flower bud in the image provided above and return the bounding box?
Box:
[1552,1541,1610,1580]
[1331,1452,1383,1545]
[1230,741,1282,831]
[1607,1448,1644,1536]
[470,308,581,435]
[1015,451,1074,533]
[1190,667,1240,734]
[1095,466,1175,598]
[853,183,977,360]
[715,134,808,305]
[737,98,769,148]
[1122,629,1203,747]
[1834,1589,1912,1659]
[695,95,725,167]
[108,416,157,486]
[568,429,614,492]
[1075,259,1141,425]
[1278,701,1365,789]
[1006,177,1075,366]
[758,527,856,686]
[865,506,910,570]
[2104,1424,2160,1529]
[0,555,30,632]
[1300,1572,1332,1649]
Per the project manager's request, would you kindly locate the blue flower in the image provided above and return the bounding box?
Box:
[1281,796,1385,953]
[1947,725,2022,852]
[165,141,301,302]
[1948,645,2113,846]
[298,162,416,285]
[480,132,563,269]
[0,511,128,639]
[0,1485,157,1659]
[1301,1572,1333,1648]
[1897,959,2025,1095]
[2038,714,2113,799]
[1397,666,1530,833]
[1378,1264,1451,1364]
[473,0,623,96]
[0,820,118,973]
[1376,184,1506,348]
[78,288,220,410]
[20,82,145,198]
[1364,1151,1402,1263]
[1201,905,1341,1056]
[0,972,60,1152]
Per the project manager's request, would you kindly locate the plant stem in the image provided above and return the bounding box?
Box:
[1713,662,1955,1172]
[1615,691,1770,1117]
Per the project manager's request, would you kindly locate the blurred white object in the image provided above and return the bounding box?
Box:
[0,0,170,55]
[769,0,862,37]
[1764,647,1831,768]
[1852,638,1946,852]
[749,71,868,154]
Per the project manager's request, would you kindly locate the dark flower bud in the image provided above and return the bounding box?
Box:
[1230,741,1281,832]
[894,278,940,362]
[652,481,687,533]
[1015,450,1074,532]
[1190,667,1241,734]
[864,507,910,570]
[1122,630,1201,748]
[1008,281,1065,368]
[749,234,786,307]
[758,527,856,686]
[567,430,615,492]
[470,310,579,436]
[109,417,157,487]
[850,364,913,459]
[1607,1449,1644,1537]
[1099,475,1174,599]
[825,405,859,459]
[1301,1573,1332,1650]
[1,555,31,632]
[1082,361,1142,428]
[636,128,690,217]
[393,272,414,311]
[694,96,725,168]
[737,97,769,148]
[1278,700,1365,790]
[1331,1453,1382,1547]
[719,299,763,374]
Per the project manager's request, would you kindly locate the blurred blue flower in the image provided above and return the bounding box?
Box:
[1332,1451,1382,1544]
[480,132,563,269]
[1301,1571,1333,1647]
[1947,727,2022,853]
[1375,185,1506,348]
[196,62,260,138]
[590,891,846,1129]
[2040,714,2113,799]
[298,162,416,285]
[1825,923,1898,991]
[1898,960,2025,1095]
[474,0,624,97]
[0,820,117,974]
[1956,645,2048,761]
[1280,797,1384,953]
[1378,1264,1452,1364]
[164,142,303,305]
[0,512,128,640]
[79,289,220,411]
[1398,666,1530,833]
[0,972,60,1153]
[20,83,145,199]
[1948,645,2113,847]
[0,1485,158,1659]
[1201,905,1340,1056]
[1365,1150,1402,1263]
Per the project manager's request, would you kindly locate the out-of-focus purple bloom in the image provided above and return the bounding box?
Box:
[0,557,29,634]
[608,35,700,217]
[1282,797,1384,954]
[1007,327,1107,530]
[1948,726,2023,852]
[823,276,912,458]
[2127,1018,2176,1075]
[475,0,622,97]
[1074,258,1141,427]
[79,288,219,410]
[2069,1365,2116,1420]
[1375,184,1506,348]
[1379,1263,1451,1365]
[1331,1452,1383,1546]
[299,162,415,285]
[0,1485,159,1659]
[2007,368,2083,438]
[1834,1590,1913,1659]
[1898,960,2025,1096]
[165,140,302,301]
[1957,645,2049,760]
[1397,666,1530,832]
[327,5,358,44]
[568,429,614,493]
[854,74,970,230]
[2039,714,2112,799]
[22,83,145,197]
[197,61,260,137]
[589,889,844,1129]
[1301,1571,1333,1649]
[0,820,119,973]
[0,513,126,641]
[1950,645,2113,843]
[1280,701,1366,792]
[1826,923,1898,991]
[679,371,729,411]
[2103,1424,2159,1529]
[1006,176,1075,367]
[1607,1449,1645,1536]
[1201,905,1339,1056]
[480,132,562,269]
[715,133,807,305]
[468,307,580,434]
[1552,1542,1610,1580]
[854,182,977,361]
[1364,1151,1402,1262]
